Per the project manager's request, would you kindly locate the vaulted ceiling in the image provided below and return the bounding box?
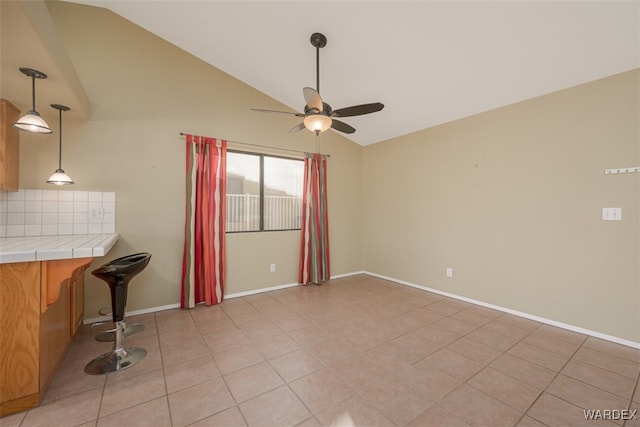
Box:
[3,1,639,146]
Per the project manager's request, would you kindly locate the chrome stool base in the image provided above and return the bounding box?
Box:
[85,320,147,375]
[85,346,147,375]
[95,322,145,342]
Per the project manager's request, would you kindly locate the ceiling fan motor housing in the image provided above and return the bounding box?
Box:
[304,102,332,115]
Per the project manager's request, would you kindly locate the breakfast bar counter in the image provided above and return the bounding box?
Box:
[0,233,118,264]
[0,234,119,417]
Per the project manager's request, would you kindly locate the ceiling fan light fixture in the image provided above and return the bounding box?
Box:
[304,113,332,134]
[13,67,53,134]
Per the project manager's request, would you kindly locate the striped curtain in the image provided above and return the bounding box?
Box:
[298,153,330,284]
[181,135,227,308]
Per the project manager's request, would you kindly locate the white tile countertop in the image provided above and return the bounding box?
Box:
[0,234,119,264]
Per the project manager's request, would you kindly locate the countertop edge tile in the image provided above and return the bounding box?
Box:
[0,250,37,264]
[73,247,94,258]
[37,249,74,261]
[93,234,118,257]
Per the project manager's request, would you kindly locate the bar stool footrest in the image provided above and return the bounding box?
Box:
[90,322,116,333]
[98,305,112,317]
[95,323,145,342]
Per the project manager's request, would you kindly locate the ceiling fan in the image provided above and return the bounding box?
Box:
[251,32,384,135]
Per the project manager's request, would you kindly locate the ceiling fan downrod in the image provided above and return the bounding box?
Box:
[310,32,327,94]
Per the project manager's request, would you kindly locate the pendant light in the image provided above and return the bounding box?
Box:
[13,68,53,134]
[47,104,74,185]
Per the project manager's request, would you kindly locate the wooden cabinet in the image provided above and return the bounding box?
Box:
[0,99,20,191]
[71,271,85,336]
[0,262,40,412]
[0,258,91,417]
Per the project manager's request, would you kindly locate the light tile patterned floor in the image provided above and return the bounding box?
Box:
[4,274,639,426]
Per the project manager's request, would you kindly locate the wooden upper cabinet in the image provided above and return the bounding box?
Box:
[0,99,20,192]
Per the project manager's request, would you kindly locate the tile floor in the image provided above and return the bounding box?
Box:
[3,274,639,427]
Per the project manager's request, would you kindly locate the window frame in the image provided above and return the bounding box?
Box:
[226,149,304,234]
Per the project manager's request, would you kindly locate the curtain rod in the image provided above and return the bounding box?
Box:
[179,132,330,157]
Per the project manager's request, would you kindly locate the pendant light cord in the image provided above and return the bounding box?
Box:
[57,108,63,169]
[31,76,36,111]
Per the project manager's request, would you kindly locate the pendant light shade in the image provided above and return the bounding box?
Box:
[47,169,74,185]
[13,68,53,134]
[47,104,74,186]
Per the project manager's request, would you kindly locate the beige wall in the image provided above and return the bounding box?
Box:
[16,2,363,316]
[364,69,639,342]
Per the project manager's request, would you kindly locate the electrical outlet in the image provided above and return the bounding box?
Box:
[89,207,104,220]
[446,267,453,278]
[270,264,276,272]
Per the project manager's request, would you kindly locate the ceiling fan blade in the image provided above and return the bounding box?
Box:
[331,102,384,118]
[331,119,356,134]
[303,87,323,111]
[289,123,306,133]
[251,108,304,117]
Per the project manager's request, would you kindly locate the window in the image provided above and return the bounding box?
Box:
[226,151,303,232]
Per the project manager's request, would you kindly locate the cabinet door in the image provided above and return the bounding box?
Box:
[71,271,85,335]
[0,262,41,404]
[40,282,72,391]
[0,99,20,191]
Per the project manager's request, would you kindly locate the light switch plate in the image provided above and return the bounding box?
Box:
[602,207,622,221]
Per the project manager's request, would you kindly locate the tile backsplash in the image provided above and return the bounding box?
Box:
[0,189,116,238]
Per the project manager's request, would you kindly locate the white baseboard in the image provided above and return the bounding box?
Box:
[225,282,299,299]
[364,271,640,350]
[331,271,367,279]
[83,271,365,324]
[83,270,638,350]
[84,303,181,325]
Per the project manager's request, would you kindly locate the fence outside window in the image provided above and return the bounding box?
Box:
[226,194,302,232]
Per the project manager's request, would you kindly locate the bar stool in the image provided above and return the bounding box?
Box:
[85,252,151,375]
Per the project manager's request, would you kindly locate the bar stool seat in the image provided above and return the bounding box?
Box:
[85,252,151,375]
